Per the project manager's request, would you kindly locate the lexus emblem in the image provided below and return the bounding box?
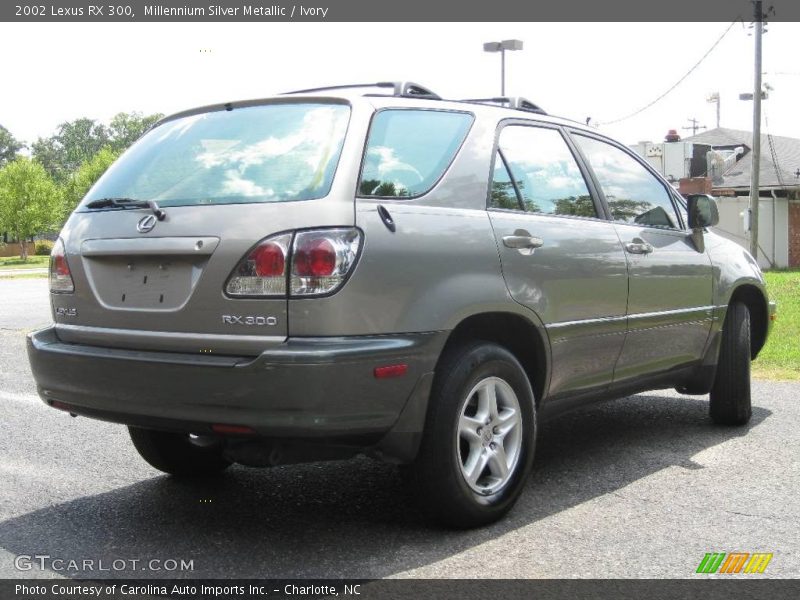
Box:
[137,214,158,234]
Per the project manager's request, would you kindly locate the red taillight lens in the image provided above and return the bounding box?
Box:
[294,238,336,277]
[49,238,74,294]
[225,233,291,297]
[252,242,286,277]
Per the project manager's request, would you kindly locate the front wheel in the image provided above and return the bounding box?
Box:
[408,342,537,528]
[128,427,231,477]
[709,302,752,425]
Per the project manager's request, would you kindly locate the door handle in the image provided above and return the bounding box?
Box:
[624,240,654,254]
[503,235,544,250]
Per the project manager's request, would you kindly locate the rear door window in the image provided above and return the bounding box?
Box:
[358,110,473,198]
[492,126,598,218]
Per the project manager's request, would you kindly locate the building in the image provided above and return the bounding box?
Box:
[633,128,800,268]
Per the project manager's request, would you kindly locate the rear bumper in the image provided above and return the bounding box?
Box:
[27,327,445,447]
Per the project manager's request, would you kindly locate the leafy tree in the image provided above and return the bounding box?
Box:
[491,180,520,210]
[358,179,410,197]
[606,197,651,222]
[553,195,597,218]
[0,158,61,259]
[32,113,162,182]
[62,147,120,218]
[32,118,110,182]
[108,111,163,152]
[0,125,24,166]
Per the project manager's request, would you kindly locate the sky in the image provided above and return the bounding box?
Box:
[1,21,799,148]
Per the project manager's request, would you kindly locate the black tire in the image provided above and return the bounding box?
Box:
[408,342,537,528]
[128,427,231,477]
[709,302,752,425]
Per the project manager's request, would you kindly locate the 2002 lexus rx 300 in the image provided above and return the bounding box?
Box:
[27,82,775,528]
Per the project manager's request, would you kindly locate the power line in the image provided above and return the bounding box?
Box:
[599,20,740,126]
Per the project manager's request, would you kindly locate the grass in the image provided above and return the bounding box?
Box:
[0,255,49,270]
[752,269,800,381]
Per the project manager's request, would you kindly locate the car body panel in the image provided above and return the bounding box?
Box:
[612,223,714,381]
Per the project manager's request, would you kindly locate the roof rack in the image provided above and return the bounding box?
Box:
[283,81,441,100]
[461,96,547,115]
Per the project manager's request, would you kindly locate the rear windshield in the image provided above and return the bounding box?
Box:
[358,109,474,198]
[81,103,350,208]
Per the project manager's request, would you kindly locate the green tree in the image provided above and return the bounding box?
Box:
[0,125,24,166]
[0,158,61,260]
[108,111,163,152]
[553,195,597,218]
[32,118,110,182]
[606,197,651,222]
[61,147,120,218]
[491,180,520,210]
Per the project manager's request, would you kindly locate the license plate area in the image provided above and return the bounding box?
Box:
[82,256,205,311]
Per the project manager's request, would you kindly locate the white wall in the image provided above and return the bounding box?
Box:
[712,195,789,269]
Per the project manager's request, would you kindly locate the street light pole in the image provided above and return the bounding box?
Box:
[483,40,523,96]
[749,0,763,259]
[501,48,506,95]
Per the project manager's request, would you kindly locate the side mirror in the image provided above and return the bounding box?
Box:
[686,194,719,229]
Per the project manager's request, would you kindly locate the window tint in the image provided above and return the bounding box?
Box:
[574,135,680,229]
[359,110,473,198]
[493,126,597,218]
[82,104,350,208]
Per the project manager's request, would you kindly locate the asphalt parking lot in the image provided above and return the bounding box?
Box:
[0,278,797,579]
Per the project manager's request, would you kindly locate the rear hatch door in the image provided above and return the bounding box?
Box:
[53,100,356,356]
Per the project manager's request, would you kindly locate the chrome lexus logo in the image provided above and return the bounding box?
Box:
[137,214,157,233]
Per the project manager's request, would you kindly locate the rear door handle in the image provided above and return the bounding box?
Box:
[624,240,654,254]
[503,235,544,250]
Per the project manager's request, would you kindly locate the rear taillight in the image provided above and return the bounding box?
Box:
[225,228,361,298]
[49,238,74,293]
[291,229,361,296]
[225,233,291,297]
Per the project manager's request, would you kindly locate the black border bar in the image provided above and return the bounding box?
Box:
[3,0,800,22]
[4,579,800,600]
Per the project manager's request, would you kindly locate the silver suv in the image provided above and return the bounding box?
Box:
[27,82,775,528]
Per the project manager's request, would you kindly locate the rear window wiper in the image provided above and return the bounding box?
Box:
[85,197,167,220]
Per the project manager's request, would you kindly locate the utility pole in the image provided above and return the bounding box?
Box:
[750,0,763,259]
[683,118,706,136]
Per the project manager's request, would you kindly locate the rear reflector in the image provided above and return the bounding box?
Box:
[50,400,72,411]
[374,364,408,379]
[211,423,257,436]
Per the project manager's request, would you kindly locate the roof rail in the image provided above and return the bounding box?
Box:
[461,96,547,115]
[283,81,441,100]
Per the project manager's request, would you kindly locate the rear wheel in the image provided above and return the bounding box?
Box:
[128,427,231,476]
[409,342,536,528]
[709,302,752,425]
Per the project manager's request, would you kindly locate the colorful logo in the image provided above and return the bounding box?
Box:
[696,552,773,574]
